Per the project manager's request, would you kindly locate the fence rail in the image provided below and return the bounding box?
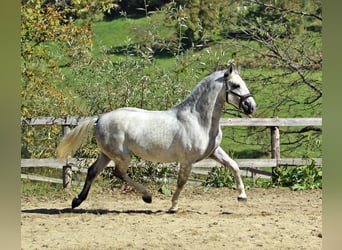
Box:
[21,116,322,127]
[21,116,322,187]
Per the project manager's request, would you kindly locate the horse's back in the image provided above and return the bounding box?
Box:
[98,107,179,131]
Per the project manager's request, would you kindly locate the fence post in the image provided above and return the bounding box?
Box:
[61,124,72,188]
[270,126,280,182]
[63,164,72,188]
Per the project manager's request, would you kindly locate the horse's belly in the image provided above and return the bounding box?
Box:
[127,132,182,163]
[131,148,179,163]
[127,132,213,163]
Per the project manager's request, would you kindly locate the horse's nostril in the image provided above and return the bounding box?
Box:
[242,101,256,115]
[249,104,256,114]
[250,104,255,112]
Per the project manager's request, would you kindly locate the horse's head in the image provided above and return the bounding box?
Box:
[224,64,256,115]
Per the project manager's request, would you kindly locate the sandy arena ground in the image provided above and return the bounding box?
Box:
[21,186,322,250]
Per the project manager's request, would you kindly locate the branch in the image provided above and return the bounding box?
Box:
[281,126,322,135]
[296,70,322,95]
[242,26,323,95]
[247,0,322,21]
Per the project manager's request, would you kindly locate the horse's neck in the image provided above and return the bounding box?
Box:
[175,79,224,130]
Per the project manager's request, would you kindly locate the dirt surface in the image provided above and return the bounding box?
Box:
[21,186,322,250]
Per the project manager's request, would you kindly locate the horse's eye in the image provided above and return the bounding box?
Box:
[231,83,240,89]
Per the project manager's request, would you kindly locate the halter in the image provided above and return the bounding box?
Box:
[224,72,253,109]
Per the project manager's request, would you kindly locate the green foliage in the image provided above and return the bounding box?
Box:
[21,1,92,158]
[111,0,168,16]
[272,163,322,190]
[202,163,322,190]
[129,161,177,185]
[160,183,172,196]
[101,159,177,187]
[71,53,189,115]
[202,166,235,188]
[21,0,115,158]
[163,0,223,50]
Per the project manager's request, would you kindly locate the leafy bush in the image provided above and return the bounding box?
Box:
[202,166,235,188]
[71,53,189,115]
[202,162,322,190]
[272,162,322,190]
[101,158,177,185]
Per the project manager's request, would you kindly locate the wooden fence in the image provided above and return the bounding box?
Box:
[21,116,322,187]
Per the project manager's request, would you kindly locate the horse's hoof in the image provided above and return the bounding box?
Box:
[142,195,152,204]
[167,207,178,214]
[237,197,247,202]
[71,197,82,209]
[168,204,179,213]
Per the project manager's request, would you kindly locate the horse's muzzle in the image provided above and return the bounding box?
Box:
[241,97,256,115]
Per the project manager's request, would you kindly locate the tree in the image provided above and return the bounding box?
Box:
[223,0,322,158]
[165,0,222,50]
[21,0,113,158]
[233,0,322,114]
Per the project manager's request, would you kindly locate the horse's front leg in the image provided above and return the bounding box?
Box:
[210,147,247,201]
[72,152,110,208]
[169,162,193,213]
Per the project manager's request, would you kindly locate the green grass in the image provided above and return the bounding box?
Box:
[21,174,114,199]
[92,13,175,57]
[93,18,134,48]
[21,179,69,200]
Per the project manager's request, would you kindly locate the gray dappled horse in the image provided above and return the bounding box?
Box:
[57,63,256,212]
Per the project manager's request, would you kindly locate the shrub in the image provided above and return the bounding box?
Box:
[272,162,322,190]
[202,166,235,188]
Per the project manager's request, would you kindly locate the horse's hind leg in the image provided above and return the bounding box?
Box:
[112,157,152,203]
[72,152,110,208]
[210,146,247,201]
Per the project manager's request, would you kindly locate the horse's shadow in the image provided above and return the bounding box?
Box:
[21,208,232,215]
[21,208,165,215]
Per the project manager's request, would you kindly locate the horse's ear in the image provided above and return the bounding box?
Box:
[225,62,235,78]
[237,65,241,74]
[228,63,234,74]
[224,63,234,78]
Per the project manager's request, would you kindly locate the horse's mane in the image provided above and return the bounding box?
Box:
[174,70,224,111]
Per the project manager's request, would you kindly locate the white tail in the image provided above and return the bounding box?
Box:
[56,118,97,160]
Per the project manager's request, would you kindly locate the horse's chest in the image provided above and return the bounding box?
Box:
[202,127,222,156]
[185,129,220,157]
